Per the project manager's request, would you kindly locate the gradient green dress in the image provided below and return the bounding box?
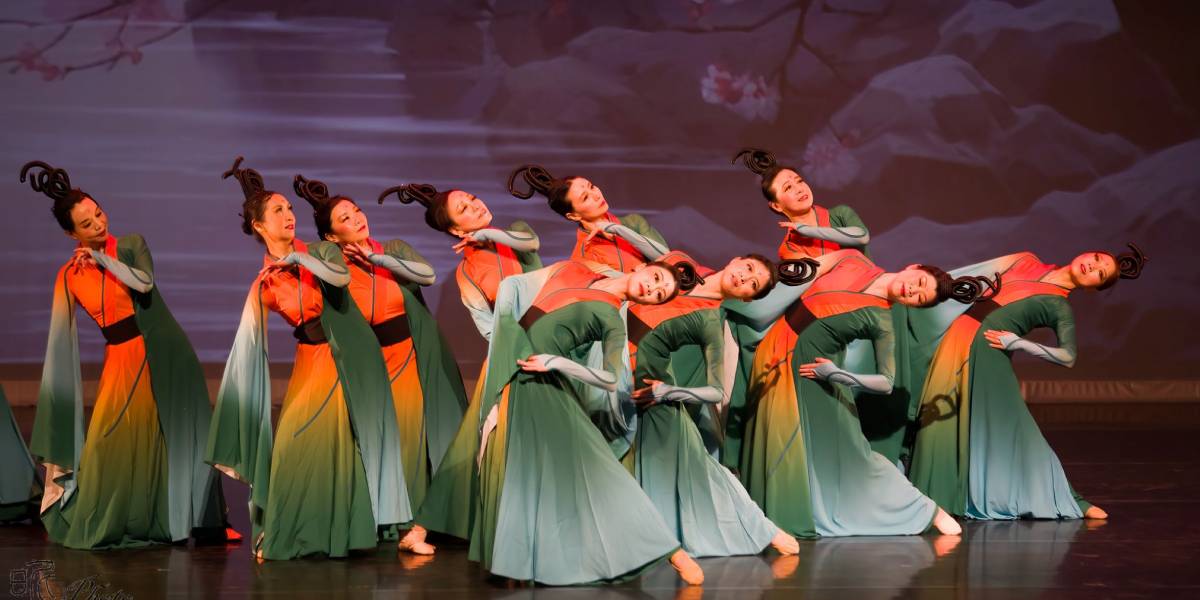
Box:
[626,294,778,556]
[723,204,869,470]
[208,240,410,559]
[415,222,541,541]
[0,385,39,523]
[32,234,225,549]
[471,261,679,584]
[740,252,936,537]
[908,253,1090,519]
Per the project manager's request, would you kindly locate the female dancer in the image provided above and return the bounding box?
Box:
[473,259,705,585]
[625,253,801,557]
[908,246,1146,520]
[296,174,468,554]
[21,160,229,549]
[376,182,540,549]
[1,385,39,523]
[738,249,996,538]
[208,157,409,559]
[507,164,670,272]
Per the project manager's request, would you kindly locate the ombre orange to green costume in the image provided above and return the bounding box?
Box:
[909,253,1092,519]
[740,252,937,538]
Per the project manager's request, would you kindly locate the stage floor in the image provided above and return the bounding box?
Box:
[2,415,1198,599]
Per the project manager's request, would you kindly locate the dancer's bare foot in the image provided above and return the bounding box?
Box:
[770,529,799,555]
[1084,505,1108,520]
[770,554,800,579]
[933,508,962,536]
[670,549,704,586]
[399,525,436,555]
[933,534,961,558]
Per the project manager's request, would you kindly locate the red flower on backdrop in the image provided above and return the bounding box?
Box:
[802,128,862,190]
[700,63,780,122]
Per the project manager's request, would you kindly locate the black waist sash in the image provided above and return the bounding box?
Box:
[100,316,141,345]
[371,315,412,346]
[784,300,818,336]
[293,319,327,345]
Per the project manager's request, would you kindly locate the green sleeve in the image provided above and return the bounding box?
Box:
[867,308,896,384]
[383,238,431,265]
[508,220,543,271]
[1046,296,1078,358]
[620,213,668,248]
[120,234,155,277]
[829,205,870,257]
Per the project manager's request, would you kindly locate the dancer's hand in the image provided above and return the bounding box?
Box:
[69,247,96,272]
[516,355,551,373]
[777,221,805,231]
[631,378,663,407]
[581,220,613,244]
[342,242,372,268]
[452,231,483,254]
[798,357,834,380]
[984,329,1018,351]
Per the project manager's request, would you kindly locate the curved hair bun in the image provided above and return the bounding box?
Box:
[731,147,778,176]
[671,261,705,292]
[1116,242,1147,280]
[19,160,73,202]
[222,156,267,201]
[378,183,438,207]
[293,173,331,209]
[949,272,1001,304]
[507,164,557,199]
[777,258,820,286]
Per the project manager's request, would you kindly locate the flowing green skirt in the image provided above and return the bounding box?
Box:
[632,402,776,556]
[471,372,680,584]
[0,386,38,523]
[414,360,487,540]
[258,343,377,559]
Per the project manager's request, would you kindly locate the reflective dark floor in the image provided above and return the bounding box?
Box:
[3,421,1198,599]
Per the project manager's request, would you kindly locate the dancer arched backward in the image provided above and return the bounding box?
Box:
[208,158,410,560]
[735,249,998,538]
[471,260,707,585]
[377,182,541,549]
[20,160,232,549]
[623,252,801,557]
[725,148,882,468]
[294,174,467,554]
[507,164,671,273]
[907,246,1145,520]
[1,385,41,523]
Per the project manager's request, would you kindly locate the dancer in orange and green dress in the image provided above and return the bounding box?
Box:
[208,158,409,560]
[908,246,1146,520]
[738,250,995,538]
[377,182,541,549]
[472,259,707,585]
[725,148,885,468]
[624,253,800,557]
[507,164,670,273]
[296,174,468,554]
[21,160,230,549]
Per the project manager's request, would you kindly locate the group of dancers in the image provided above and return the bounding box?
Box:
[0,148,1146,586]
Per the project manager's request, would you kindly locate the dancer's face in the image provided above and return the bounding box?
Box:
[253,193,296,245]
[888,266,938,307]
[66,197,109,245]
[1068,251,1117,290]
[767,169,814,217]
[720,257,771,301]
[325,200,370,244]
[626,264,678,305]
[446,190,493,236]
[565,177,610,222]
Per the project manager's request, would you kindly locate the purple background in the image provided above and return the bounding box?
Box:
[2,0,1197,379]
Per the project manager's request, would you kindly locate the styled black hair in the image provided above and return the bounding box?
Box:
[378,182,459,237]
[1097,243,1147,291]
[20,160,94,232]
[732,147,804,211]
[777,257,821,286]
[222,156,280,244]
[293,173,354,242]
[738,252,778,300]
[507,164,579,218]
[643,259,703,304]
[915,265,1002,307]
